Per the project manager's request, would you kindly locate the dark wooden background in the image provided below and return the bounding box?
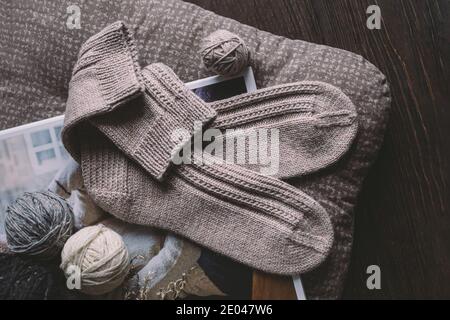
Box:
[186,0,450,299]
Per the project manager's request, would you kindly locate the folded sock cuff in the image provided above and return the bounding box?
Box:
[63,21,217,180]
[135,64,217,180]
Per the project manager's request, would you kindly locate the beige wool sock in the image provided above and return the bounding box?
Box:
[89,62,357,181]
[209,81,358,179]
[62,22,358,275]
[76,132,334,275]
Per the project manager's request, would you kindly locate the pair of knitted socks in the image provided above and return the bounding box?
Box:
[63,22,358,275]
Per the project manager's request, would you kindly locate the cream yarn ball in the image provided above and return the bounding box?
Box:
[60,225,130,295]
[200,29,251,76]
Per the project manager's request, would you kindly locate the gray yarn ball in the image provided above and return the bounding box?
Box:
[200,29,251,76]
[5,191,74,259]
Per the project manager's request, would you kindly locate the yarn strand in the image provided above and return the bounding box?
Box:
[200,29,251,76]
[5,192,74,259]
[60,225,130,295]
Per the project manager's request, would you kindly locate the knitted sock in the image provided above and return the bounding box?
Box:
[48,160,251,299]
[210,81,358,178]
[133,65,358,179]
[63,22,216,181]
[62,22,356,274]
[77,129,333,275]
[88,62,357,180]
[63,22,357,182]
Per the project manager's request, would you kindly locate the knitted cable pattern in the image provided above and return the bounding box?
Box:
[61,21,361,275]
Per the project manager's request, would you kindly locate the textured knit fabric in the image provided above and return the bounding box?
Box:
[0,0,391,299]
[0,253,84,300]
[209,82,358,179]
[64,22,358,181]
[48,161,249,299]
[63,22,346,275]
[64,23,217,181]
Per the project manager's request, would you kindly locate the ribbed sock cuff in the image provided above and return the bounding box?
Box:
[64,21,217,181]
[135,64,217,180]
[73,21,143,108]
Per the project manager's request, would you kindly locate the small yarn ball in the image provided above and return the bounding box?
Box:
[0,253,72,300]
[200,29,251,76]
[5,191,75,259]
[60,225,130,295]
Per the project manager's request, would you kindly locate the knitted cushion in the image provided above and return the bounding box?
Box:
[0,0,390,299]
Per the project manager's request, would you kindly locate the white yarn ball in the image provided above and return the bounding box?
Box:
[200,29,251,76]
[60,225,130,295]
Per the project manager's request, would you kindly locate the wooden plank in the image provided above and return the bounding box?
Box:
[252,271,297,300]
[186,0,450,299]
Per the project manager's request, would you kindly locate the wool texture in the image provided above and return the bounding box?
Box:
[200,29,251,76]
[64,25,358,183]
[0,253,76,300]
[61,21,360,275]
[48,162,247,299]
[0,0,391,299]
[60,225,130,295]
[209,82,358,179]
[5,192,74,259]
[63,23,216,181]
